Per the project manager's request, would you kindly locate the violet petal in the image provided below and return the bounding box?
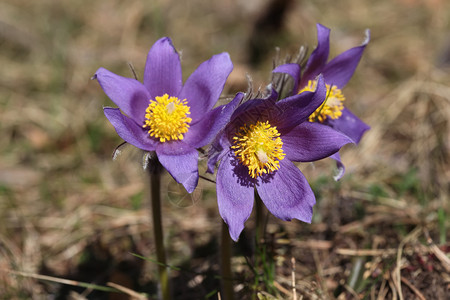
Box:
[179,53,233,124]
[274,75,327,133]
[228,89,278,125]
[301,24,330,87]
[322,29,370,89]
[272,63,301,95]
[184,93,243,149]
[325,108,370,144]
[282,122,353,162]
[330,152,346,181]
[256,159,315,223]
[157,148,199,193]
[156,139,193,156]
[96,68,150,124]
[104,108,157,151]
[216,152,255,241]
[143,37,183,99]
[207,132,231,174]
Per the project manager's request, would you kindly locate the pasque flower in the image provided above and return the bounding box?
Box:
[273,24,370,180]
[95,37,240,193]
[208,76,353,241]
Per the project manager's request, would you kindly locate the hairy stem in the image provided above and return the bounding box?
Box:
[220,221,234,300]
[148,154,170,300]
[255,190,265,243]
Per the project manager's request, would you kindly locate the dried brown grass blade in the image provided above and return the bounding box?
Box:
[336,248,398,256]
[6,269,117,292]
[394,226,422,300]
[106,282,147,300]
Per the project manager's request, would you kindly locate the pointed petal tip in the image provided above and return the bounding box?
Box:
[184,182,197,194]
[156,36,173,45]
[315,74,325,88]
[176,170,199,194]
[225,220,243,242]
[363,29,371,45]
[230,233,240,242]
[211,51,233,72]
[151,37,177,55]
[144,36,182,97]
[216,51,231,60]
[301,214,313,224]
[157,149,199,193]
[185,172,199,193]
[93,67,111,80]
[313,74,327,98]
[333,166,345,181]
[316,23,331,33]
[331,152,346,181]
[272,63,301,93]
[94,67,108,76]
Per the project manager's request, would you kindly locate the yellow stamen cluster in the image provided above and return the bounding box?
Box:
[298,80,346,123]
[143,94,192,142]
[231,121,285,178]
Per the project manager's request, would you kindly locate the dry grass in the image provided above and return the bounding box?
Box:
[1,0,449,299]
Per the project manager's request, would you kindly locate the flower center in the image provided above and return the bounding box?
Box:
[299,80,346,123]
[231,121,285,178]
[143,94,192,142]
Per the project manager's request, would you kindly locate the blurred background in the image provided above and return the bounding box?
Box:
[1,0,449,299]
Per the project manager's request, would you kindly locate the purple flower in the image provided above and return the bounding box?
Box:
[208,76,353,241]
[273,24,370,180]
[95,37,240,193]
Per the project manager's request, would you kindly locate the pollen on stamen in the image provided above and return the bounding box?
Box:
[231,121,285,178]
[143,94,192,142]
[256,149,269,164]
[298,80,346,123]
[166,101,176,114]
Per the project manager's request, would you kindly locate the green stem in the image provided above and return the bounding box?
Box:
[254,190,265,296]
[254,190,265,243]
[220,221,234,300]
[148,155,170,300]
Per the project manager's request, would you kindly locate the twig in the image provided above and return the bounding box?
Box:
[128,62,139,80]
[394,226,422,300]
[291,239,332,250]
[343,284,360,299]
[336,248,398,256]
[424,228,450,272]
[312,250,329,299]
[388,273,398,300]
[7,270,117,292]
[291,257,297,300]
[107,282,147,300]
[400,277,426,300]
[376,278,388,300]
[199,174,216,184]
[273,281,291,297]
